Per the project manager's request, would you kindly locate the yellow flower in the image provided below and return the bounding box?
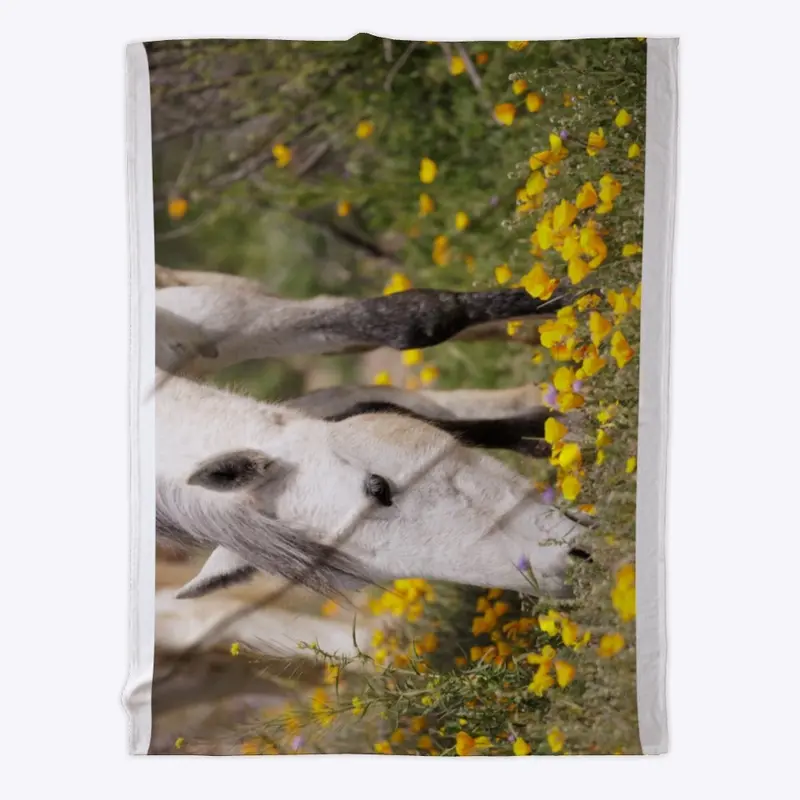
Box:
[623,243,643,257]
[507,41,529,51]
[383,272,412,296]
[589,312,613,346]
[455,731,476,756]
[528,150,553,170]
[390,729,405,745]
[582,351,607,377]
[596,429,613,448]
[230,641,240,657]
[494,264,512,286]
[611,563,636,622]
[420,364,440,385]
[507,320,522,336]
[561,475,581,501]
[494,103,517,126]
[575,182,598,209]
[373,370,392,386]
[174,737,185,750]
[598,632,625,658]
[355,120,375,139]
[476,52,489,66]
[410,716,427,734]
[537,612,561,636]
[420,632,439,653]
[597,404,617,425]
[628,142,641,159]
[311,688,335,726]
[167,197,188,220]
[576,293,601,311]
[351,696,363,716]
[272,144,292,167]
[374,741,392,755]
[632,283,642,310]
[608,289,633,317]
[596,450,606,465]
[520,263,558,300]
[567,257,591,285]
[525,171,548,197]
[528,666,555,696]
[336,200,351,217]
[512,79,528,95]
[402,349,424,366]
[493,601,511,617]
[553,200,578,232]
[626,456,637,474]
[555,660,576,687]
[561,619,590,649]
[552,366,575,393]
[419,192,435,216]
[558,442,582,470]
[586,128,607,157]
[513,737,532,755]
[455,211,469,231]
[599,173,623,203]
[611,331,634,368]
[557,391,584,412]
[526,92,543,112]
[528,643,557,665]
[615,109,632,128]
[547,728,565,753]
[544,417,568,445]
[432,234,450,266]
[449,55,466,76]
[419,157,438,184]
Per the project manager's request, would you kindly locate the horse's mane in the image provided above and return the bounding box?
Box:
[155,478,369,597]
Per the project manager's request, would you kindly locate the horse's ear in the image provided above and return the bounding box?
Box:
[175,547,256,598]
[187,449,281,492]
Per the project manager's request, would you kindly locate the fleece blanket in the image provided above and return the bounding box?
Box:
[124,36,676,756]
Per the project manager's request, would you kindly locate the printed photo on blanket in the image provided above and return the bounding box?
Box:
[135,35,667,756]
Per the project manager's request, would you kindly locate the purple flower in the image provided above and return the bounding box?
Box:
[572,380,584,393]
[489,195,500,207]
[516,555,531,572]
[560,129,569,140]
[541,486,555,504]
[291,736,304,751]
[508,734,517,743]
[544,384,558,407]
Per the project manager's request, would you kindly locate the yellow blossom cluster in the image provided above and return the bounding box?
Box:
[611,563,636,622]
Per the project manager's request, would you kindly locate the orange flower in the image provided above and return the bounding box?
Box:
[494,103,517,126]
[167,197,188,220]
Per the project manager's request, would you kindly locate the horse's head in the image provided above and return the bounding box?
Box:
[175,410,584,597]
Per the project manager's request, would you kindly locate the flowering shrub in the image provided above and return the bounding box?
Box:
[151,36,646,756]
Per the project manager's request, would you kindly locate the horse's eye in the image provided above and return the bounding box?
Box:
[365,474,393,507]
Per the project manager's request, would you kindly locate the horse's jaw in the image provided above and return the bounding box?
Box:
[359,499,586,596]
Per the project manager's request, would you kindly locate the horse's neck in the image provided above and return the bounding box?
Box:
[155,374,318,479]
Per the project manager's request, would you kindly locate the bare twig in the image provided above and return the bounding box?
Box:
[454,43,484,92]
[384,42,418,91]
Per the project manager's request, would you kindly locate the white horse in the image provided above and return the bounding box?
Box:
[154,266,587,601]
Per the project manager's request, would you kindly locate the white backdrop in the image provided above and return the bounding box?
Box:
[1,2,798,797]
